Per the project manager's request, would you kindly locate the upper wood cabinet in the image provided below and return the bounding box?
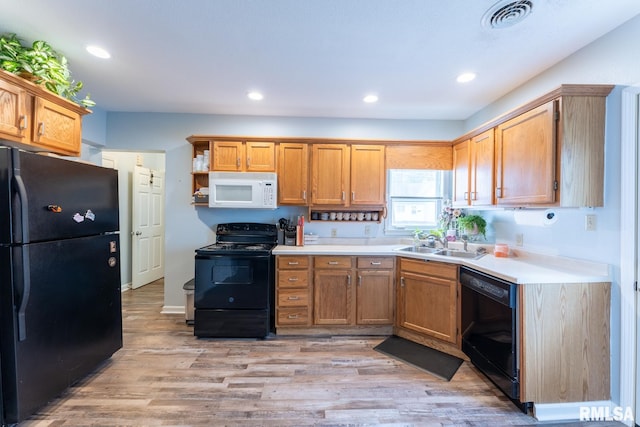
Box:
[452,140,470,207]
[350,145,385,205]
[310,143,385,207]
[311,144,351,205]
[495,101,557,206]
[212,140,275,172]
[277,142,309,205]
[470,130,495,207]
[0,69,89,156]
[0,78,28,144]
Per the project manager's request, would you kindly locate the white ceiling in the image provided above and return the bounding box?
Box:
[1,0,639,120]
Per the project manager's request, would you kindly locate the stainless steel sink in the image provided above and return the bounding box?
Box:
[434,249,485,259]
[398,246,440,254]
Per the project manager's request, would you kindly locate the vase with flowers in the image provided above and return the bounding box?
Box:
[438,200,464,241]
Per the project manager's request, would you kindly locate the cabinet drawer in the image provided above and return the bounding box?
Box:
[314,256,353,269]
[277,256,310,269]
[277,270,309,288]
[399,257,457,280]
[278,289,309,307]
[277,307,310,325]
[357,256,394,269]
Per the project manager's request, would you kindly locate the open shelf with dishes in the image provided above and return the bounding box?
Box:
[307,207,385,223]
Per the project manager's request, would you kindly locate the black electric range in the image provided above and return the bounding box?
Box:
[194,223,277,338]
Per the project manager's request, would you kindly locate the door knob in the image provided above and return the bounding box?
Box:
[135,231,142,236]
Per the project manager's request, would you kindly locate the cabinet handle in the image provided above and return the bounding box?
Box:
[247,157,251,167]
[464,191,469,201]
[352,191,355,201]
[347,274,351,285]
[236,158,241,168]
[37,122,45,136]
[472,191,477,201]
[496,187,502,198]
[370,261,381,265]
[328,261,339,265]
[287,261,299,265]
[288,314,299,319]
[342,191,346,201]
[358,275,362,287]
[302,190,306,200]
[19,115,27,130]
[287,296,300,300]
[288,277,299,282]
[400,277,405,287]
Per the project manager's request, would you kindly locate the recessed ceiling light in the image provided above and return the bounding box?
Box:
[86,45,111,59]
[456,72,476,83]
[247,91,264,101]
[363,94,378,103]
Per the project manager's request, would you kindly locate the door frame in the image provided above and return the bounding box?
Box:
[620,84,639,426]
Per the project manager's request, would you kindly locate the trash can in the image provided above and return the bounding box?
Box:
[183,278,195,325]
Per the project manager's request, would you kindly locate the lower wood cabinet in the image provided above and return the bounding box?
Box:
[396,257,458,345]
[275,255,311,326]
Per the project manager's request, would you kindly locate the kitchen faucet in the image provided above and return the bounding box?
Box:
[426,234,448,249]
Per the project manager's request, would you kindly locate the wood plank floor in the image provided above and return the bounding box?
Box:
[22,279,623,426]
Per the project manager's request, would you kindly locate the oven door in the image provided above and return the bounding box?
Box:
[195,253,272,309]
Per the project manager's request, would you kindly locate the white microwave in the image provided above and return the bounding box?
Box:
[208,171,277,209]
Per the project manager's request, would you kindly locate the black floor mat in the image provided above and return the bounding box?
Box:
[373,335,463,381]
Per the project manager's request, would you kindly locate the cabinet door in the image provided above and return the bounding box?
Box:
[311,144,350,205]
[398,271,457,344]
[246,141,275,171]
[212,140,244,171]
[278,143,309,205]
[470,129,495,206]
[32,97,81,156]
[452,140,470,207]
[356,270,393,325]
[313,269,353,325]
[0,78,28,143]
[350,145,385,205]
[495,101,557,205]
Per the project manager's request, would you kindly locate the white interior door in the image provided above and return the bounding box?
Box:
[132,165,165,289]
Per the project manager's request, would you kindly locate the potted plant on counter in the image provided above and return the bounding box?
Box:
[457,214,487,240]
[0,33,95,108]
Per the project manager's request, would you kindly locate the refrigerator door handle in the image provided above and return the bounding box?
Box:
[17,246,31,341]
[11,171,29,244]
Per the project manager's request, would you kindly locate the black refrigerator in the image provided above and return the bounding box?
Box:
[0,146,123,426]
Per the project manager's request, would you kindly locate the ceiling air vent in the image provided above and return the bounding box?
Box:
[482,0,533,29]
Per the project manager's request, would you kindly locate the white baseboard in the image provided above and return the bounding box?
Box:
[534,401,635,424]
[161,305,186,315]
[121,282,132,292]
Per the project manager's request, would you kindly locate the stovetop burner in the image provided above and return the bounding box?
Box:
[195,222,278,256]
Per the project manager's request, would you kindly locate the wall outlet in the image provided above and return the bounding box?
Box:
[331,228,337,237]
[585,214,597,231]
[515,233,524,246]
[364,225,371,237]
